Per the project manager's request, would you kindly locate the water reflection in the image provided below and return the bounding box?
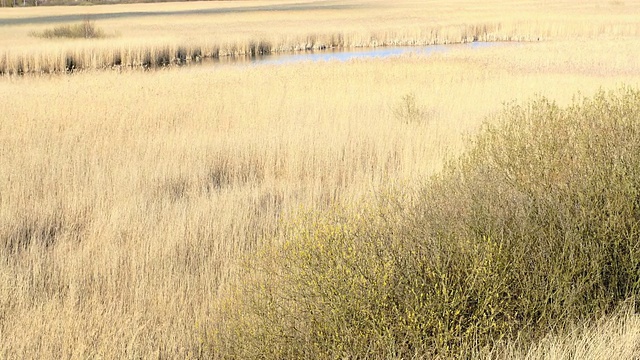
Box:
[253,42,500,65]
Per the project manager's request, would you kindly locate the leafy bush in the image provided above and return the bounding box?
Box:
[212,88,640,358]
[412,87,640,351]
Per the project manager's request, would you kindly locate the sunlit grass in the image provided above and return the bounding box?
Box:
[2,0,640,74]
[2,1,640,358]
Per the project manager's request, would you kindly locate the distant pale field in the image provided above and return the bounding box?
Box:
[1,0,640,73]
[1,0,638,43]
[2,0,640,358]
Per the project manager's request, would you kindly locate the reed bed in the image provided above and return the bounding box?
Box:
[1,35,640,357]
[2,0,640,74]
[0,25,508,74]
[2,0,640,357]
[495,303,640,359]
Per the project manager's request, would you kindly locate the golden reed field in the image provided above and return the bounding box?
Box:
[1,0,640,74]
[2,0,640,358]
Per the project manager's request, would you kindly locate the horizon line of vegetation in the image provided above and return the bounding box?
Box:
[2,22,519,76]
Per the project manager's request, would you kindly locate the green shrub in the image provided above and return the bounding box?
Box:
[212,88,640,358]
[412,87,640,350]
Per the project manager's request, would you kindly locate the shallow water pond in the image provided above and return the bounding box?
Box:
[203,42,504,67]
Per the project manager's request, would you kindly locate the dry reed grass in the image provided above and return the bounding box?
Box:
[488,303,640,360]
[2,0,640,74]
[1,37,640,357]
[1,0,640,358]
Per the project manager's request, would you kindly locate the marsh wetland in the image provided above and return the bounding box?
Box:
[2,1,640,358]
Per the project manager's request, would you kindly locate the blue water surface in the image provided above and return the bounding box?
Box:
[251,42,500,66]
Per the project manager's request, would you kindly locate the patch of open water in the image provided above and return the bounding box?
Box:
[199,42,504,68]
